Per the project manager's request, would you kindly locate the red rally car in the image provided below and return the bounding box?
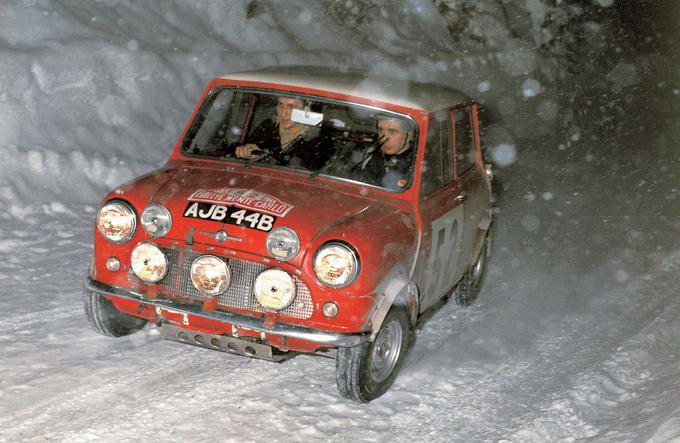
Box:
[85,66,493,402]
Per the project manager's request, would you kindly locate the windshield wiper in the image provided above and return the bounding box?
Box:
[308,148,341,180]
[244,149,275,168]
[308,162,328,180]
[348,138,385,173]
[309,137,384,180]
[244,134,306,168]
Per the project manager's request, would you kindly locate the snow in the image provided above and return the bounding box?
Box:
[477,80,491,93]
[522,78,541,97]
[2,0,680,441]
[491,143,518,167]
[607,62,641,93]
[536,99,559,122]
[595,0,615,8]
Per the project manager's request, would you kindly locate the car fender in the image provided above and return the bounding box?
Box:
[470,213,493,265]
[367,265,419,338]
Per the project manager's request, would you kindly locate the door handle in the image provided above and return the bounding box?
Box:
[454,194,467,202]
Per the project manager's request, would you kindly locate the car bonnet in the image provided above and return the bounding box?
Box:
[149,166,398,262]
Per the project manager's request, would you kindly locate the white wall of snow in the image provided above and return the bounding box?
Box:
[0,0,605,212]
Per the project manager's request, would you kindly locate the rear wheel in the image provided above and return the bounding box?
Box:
[454,233,489,306]
[84,291,146,337]
[335,307,411,402]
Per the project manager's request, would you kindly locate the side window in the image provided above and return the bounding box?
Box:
[420,112,453,195]
[453,108,475,175]
[190,90,235,151]
[184,90,253,153]
[246,94,278,140]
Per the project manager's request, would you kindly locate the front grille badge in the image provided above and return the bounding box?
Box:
[201,229,243,243]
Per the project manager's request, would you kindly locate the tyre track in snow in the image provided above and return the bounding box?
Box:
[1,217,396,441]
[0,329,365,442]
[2,303,82,333]
[2,255,677,441]
[0,333,259,440]
[3,219,679,441]
[505,251,680,441]
[2,286,361,442]
[0,219,91,334]
[386,250,680,442]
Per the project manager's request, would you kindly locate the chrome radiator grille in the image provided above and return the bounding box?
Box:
[158,248,314,319]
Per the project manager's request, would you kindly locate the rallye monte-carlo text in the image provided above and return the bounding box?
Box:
[85,66,493,402]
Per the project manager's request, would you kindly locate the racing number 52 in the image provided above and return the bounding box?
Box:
[426,205,464,299]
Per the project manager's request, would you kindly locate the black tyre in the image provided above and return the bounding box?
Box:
[84,291,146,337]
[454,233,489,306]
[335,307,411,402]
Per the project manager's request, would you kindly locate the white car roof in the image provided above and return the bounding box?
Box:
[220,66,471,112]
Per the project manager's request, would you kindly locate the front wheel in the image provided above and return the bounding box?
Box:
[335,307,411,402]
[84,291,146,337]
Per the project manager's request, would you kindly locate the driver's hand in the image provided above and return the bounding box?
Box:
[235,144,260,159]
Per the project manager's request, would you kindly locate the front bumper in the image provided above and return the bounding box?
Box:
[85,276,371,348]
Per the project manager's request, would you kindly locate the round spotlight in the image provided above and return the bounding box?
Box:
[190,255,230,295]
[130,242,168,283]
[254,269,296,311]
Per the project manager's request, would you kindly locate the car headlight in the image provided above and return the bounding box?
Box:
[254,269,296,311]
[266,227,300,262]
[96,200,137,243]
[130,242,168,283]
[141,204,172,238]
[191,255,230,295]
[313,242,359,288]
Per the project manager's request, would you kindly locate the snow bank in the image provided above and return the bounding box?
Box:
[0,0,615,214]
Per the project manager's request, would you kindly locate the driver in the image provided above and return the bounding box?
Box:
[232,96,331,170]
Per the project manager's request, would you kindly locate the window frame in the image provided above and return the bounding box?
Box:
[180,86,421,193]
[420,110,455,196]
[450,105,475,180]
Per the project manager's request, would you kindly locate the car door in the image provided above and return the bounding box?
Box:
[414,108,467,311]
[451,104,490,278]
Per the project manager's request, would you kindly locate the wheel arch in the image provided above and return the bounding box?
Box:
[366,267,419,338]
[469,214,493,269]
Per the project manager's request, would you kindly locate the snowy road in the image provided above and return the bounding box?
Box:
[2,176,679,442]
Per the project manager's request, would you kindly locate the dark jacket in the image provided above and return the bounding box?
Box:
[356,146,413,190]
[239,119,332,171]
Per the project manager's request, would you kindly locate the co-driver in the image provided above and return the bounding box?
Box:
[354,116,414,189]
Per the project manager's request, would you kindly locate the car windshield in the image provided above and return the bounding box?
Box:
[181,88,417,191]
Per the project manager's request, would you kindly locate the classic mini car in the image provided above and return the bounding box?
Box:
[85,66,492,402]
